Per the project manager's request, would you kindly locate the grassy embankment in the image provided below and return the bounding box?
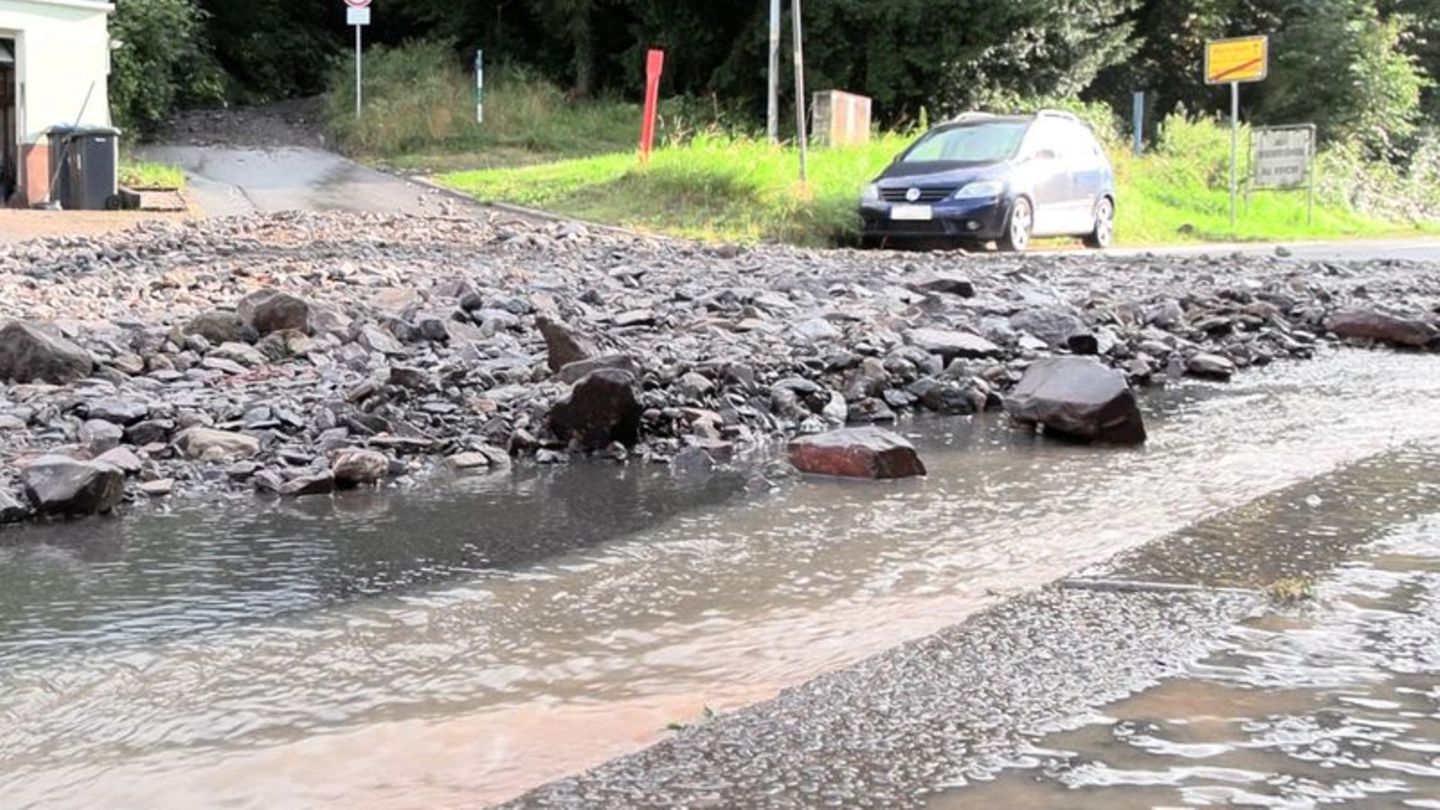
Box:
[328,43,1437,247]
[118,159,185,189]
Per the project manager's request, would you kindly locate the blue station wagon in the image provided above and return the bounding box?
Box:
[859,110,1116,251]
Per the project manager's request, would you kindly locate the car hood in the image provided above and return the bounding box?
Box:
[874,161,1011,187]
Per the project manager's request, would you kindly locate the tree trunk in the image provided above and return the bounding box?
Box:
[573,5,594,98]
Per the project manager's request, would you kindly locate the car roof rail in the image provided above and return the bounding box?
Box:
[948,111,997,124]
[1036,109,1080,122]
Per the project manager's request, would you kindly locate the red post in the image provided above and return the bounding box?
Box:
[640,49,665,164]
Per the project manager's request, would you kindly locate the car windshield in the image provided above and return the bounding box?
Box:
[900,121,1028,164]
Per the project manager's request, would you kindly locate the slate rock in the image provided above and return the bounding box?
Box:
[1328,309,1438,349]
[87,398,149,426]
[175,427,262,461]
[1005,356,1147,445]
[905,328,1002,362]
[537,316,599,373]
[21,455,125,516]
[787,427,927,479]
[557,354,641,384]
[331,448,388,488]
[184,311,254,345]
[0,321,94,384]
[549,369,643,450]
[903,271,975,298]
[0,488,31,523]
[279,471,335,497]
[1186,352,1237,381]
[238,289,311,335]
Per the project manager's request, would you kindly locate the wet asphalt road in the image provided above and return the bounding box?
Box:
[133,145,447,217]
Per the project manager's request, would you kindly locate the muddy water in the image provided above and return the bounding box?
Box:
[4,349,1440,809]
[928,522,1440,809]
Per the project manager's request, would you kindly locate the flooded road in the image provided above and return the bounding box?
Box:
[4,349,1440,808]
[929,522,1440,809]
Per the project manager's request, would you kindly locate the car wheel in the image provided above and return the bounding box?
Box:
[1000,197,1032,252]
[1083,197,1115,249]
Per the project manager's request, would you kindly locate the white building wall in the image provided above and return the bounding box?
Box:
[0,0,113,144]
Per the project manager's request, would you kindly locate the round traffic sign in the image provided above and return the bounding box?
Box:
[345,0,371,8]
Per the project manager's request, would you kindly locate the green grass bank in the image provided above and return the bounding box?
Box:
[435,118,1435,247]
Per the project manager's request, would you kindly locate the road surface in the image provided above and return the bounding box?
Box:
[134,145,450,217]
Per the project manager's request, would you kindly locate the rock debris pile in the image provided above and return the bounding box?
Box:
[0,211,1436,523]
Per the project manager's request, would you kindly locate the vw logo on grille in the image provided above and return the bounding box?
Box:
[905,188,922,202]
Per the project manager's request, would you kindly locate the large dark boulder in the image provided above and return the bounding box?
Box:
[1005,357,1147,445]
[238,289,312,335]
[549,369,643,449]
[537,316,599,373]
[788,427,927,479]
[0,321,94,384]
[20,456,125,516]
[1328,310,1438,349]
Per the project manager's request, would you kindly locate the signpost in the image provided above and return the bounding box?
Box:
[475,50,485,124]
[1205,35,1268,235]
[639,49,664,165]
[346,0,371,119]
[1251,124,1316,223]
[792,0,808,183]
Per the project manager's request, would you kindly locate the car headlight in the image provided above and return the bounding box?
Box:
[953,181,1004,200]
[861,183,880,202]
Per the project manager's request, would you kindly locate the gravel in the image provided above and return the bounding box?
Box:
[0,210,1437,524]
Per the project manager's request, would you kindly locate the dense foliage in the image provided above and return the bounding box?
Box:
[116,0,1436,150]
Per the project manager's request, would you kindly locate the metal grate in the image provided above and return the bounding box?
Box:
[880,186,956,203]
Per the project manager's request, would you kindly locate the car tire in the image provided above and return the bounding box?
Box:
[1000,197,1032,252]
[1083,197,1115,249]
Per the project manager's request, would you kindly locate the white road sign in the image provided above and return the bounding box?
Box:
[1251,125,1314,190]
[347,6,370,25]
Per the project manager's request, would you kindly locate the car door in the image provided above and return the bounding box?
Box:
[1022,120,1075,236]
[1060,122,1107,234]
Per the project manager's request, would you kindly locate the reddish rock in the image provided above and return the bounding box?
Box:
[1005,357,1147,445]
[787,427,927,480]
[1328,310,1437,349]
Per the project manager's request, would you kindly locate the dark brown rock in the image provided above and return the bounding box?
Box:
[549,369,643,450]
[537,316,598,373]
[238,289,312,335]
[787,427,927,479]
[1005,357,1147,445]
[0,321,94,384]
[1328,310,1438,349]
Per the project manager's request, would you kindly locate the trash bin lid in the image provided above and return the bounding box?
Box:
[45,125,122,140]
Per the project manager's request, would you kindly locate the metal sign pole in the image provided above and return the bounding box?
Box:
[1229,81,1238,235]
[355,23,363,119]
[791,0,807,182]
[476,50,485,124]
[767,0,780,143]
[1132,91,1144,156]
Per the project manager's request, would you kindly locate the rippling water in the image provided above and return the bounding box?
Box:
[928,522,1440,809]
[3,349,1440,808]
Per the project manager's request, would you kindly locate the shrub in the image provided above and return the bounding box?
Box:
[109,0,224,135]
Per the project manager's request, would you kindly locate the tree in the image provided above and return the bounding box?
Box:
[109,0,223,134]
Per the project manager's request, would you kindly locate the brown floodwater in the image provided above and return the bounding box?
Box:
[3,349,1440,808]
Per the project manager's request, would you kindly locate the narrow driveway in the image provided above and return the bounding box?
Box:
[135,145,447,217]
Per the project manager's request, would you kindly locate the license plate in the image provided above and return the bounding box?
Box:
[890,204,933,221]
